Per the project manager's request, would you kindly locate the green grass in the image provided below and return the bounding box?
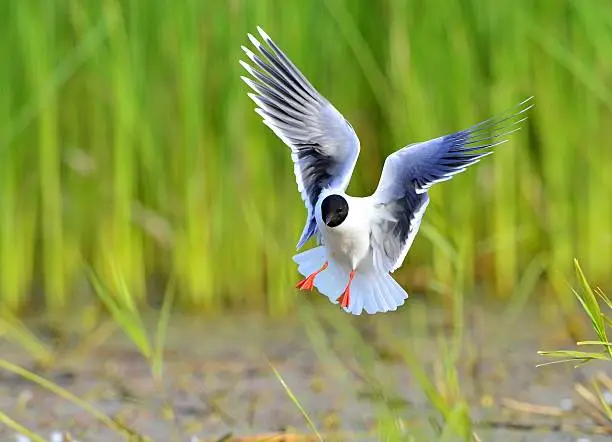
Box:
[538,260,612,430]
[1,0,612,314]
[539,259,612,365]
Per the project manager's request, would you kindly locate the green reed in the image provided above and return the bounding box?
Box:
[1,0,611,313]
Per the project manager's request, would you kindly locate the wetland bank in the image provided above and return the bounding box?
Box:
[2,0,612,440]
[3,296,612,441]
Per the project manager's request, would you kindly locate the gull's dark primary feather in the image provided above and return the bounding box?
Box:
[240,27,361,250]
[405,97,534,193]
[370,97,534,273]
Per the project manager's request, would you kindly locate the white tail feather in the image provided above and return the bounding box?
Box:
[293,246,408,315]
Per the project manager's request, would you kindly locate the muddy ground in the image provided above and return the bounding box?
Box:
[0,297,610,441]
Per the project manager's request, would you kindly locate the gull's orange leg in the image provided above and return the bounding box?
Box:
[295,261,329,291]
[337,269,356,309]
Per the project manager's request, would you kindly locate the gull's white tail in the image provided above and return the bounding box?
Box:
[293,246,408,315]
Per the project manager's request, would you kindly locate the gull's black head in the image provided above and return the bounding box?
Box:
[321,194,349,228]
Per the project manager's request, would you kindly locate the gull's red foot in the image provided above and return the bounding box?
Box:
[337,269,356,309]
[295,261,329,291]
[295,275,315,291]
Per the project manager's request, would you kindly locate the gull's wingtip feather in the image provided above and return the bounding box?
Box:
[517,103,534,115]
[239,60,262,79]
[517,96,535,113]
[238,59,254,73]
[241,45,258,63]
[246,92,260,102]
[257,26,271,41]
[240,75,256,89]
[513,116,529,126]
[247,33,261,48]
[254,107,266,117]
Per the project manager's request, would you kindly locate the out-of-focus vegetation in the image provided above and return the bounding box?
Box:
[1,0,611,314]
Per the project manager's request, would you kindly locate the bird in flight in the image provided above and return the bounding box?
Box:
[240,27,533,315]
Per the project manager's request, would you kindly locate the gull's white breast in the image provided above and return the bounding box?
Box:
[315,191,375,272]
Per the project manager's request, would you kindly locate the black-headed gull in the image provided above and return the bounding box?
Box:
[240,27,533,315]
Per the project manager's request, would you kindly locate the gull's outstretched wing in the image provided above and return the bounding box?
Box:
[369,97,534,273]
[240,27,361,249]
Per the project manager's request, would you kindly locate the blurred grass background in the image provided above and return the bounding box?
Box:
[1,0,611,315]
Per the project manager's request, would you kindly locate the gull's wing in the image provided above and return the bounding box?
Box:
[240,27,361,249]
[369,97,534,273]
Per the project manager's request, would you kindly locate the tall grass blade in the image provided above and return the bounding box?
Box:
[152,278,176,381]
[85,265,152,359]
[0,310,54,366]
[267,359,324,442]
[573,259,610,357]
[0,411,46,442]
[0,358,147,440]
